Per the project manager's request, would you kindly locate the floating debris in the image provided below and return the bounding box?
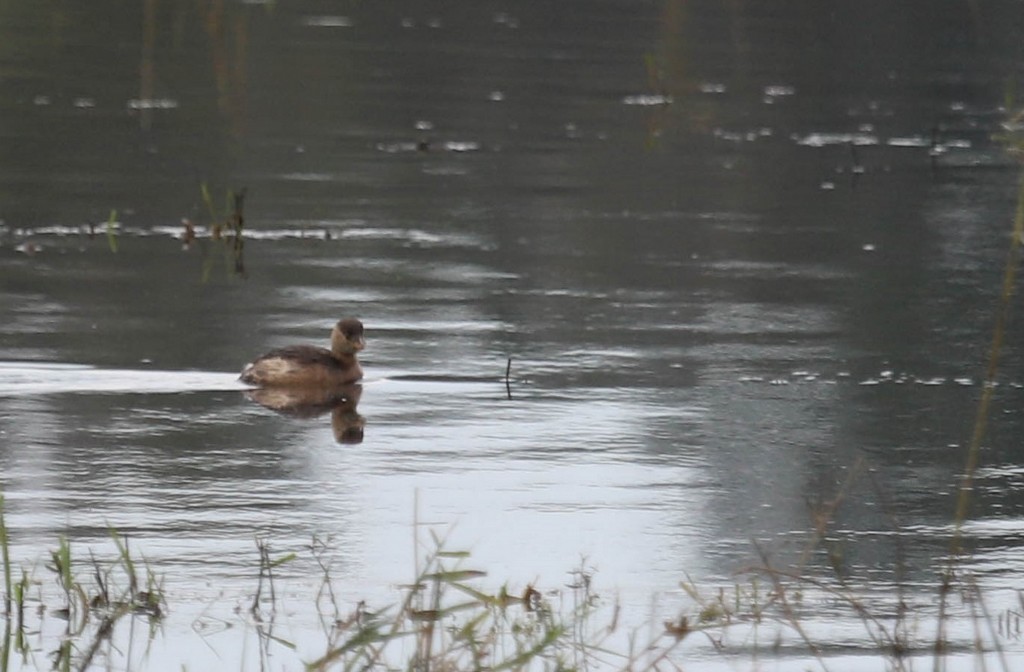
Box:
[622,94,673,106]
[14,241,41,255]
[727,369,998,389]
[713,128,769,143]
[763,85,796,103]
[443,141,481,152]
[764,85,796,97]
[887,136,932,148]
[699,82,727,94]
[796,132,879,147]
[127,98,178,110]
[301,15,353,27]
[375,140,481,153]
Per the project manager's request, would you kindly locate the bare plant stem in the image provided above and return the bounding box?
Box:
[933,168,1024,671]
[0,495,10,617]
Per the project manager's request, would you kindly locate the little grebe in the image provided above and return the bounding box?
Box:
[240,318,365,387]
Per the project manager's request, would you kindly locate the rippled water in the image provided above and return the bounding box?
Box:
[3,1,1024,670]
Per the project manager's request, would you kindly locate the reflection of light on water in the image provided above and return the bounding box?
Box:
[796,131,880,147]
[0,361,245,396]
[0,222,490,249]
[622,94,673,106]
[126,97,178,109]
[300,15,353,27]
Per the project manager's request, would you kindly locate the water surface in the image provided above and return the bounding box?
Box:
[2,1,1024,670]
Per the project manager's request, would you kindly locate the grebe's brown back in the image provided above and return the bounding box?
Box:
[240,318,364,387]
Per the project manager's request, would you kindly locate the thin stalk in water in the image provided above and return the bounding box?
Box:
[105,209,118,253]
[933,168,1024,671]
[0,495,11,617]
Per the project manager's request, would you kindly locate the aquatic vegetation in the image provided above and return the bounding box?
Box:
[104,209,118,253]
[305,529,621,672]
[196,182,248,278]
[0,499,165,672]
[263,520,1024,671]
[0,500,1022,670]
[927,130,1024,668]
[0,497,9,617]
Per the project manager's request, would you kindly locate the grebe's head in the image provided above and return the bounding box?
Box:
[331,317,365,355]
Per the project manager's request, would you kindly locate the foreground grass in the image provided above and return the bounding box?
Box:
[0,500,165,672]
[1,505,1022,672]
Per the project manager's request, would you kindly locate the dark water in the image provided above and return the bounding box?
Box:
[2,1,1024,670]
